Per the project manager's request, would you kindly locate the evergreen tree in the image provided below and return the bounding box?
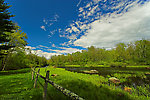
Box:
[0,0,15,58]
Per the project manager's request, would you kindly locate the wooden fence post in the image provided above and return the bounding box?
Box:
[34,69,40,88]
[32,67,36,80]
[43,70,49,100]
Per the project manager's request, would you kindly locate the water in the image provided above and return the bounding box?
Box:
[62,67,150,87]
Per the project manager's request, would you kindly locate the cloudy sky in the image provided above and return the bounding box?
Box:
[6,0,150,59]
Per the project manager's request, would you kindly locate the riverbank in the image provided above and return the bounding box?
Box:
[0,67,149,100]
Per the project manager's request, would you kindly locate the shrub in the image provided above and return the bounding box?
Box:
[109,62,127,68]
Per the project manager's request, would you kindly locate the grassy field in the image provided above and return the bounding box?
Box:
[0,67,150,100]
[0,68,43,100]
[63,64,150,68]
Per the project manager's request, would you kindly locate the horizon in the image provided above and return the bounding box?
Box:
[5,0,150,59]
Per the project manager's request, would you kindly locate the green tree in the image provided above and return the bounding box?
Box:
[1,26,28,70]
[134,40,150,65]
[125,43,135,64]
[0,0,16,58]
[87,46,96,62]
[115,43,126,62]
[4,49,28,70]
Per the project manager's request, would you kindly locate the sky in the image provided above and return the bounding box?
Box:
[5,0,150,59]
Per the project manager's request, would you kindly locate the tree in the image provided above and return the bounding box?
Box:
[3,49,28,70]
[1,26,28,70]
[134,40,150,65]
[115,43,126,62]
[0,0,16,58]
[87,46,96,62]
[125,43,135,64]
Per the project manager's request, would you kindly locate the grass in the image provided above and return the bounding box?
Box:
[127,65,150,68]
[62,64,150,68]
[37,67,133,100]
[0,68,43,100]
[64,65,81,67]
[0,67,150,100]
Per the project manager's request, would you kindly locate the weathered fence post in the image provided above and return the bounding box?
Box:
[43,70,49,100]
[32,67,36,80]
[34,69,40,88]
[45,67,47,72]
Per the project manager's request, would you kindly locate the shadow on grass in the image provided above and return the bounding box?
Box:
[0,68,31,76]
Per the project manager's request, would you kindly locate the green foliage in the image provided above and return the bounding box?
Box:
[0,25,29,70]
[49,39,150,67]
[0,0,16,58]
[4,50,28,70]
[0,48,48,70]
[109,62,127,68]
[26,54,48,68]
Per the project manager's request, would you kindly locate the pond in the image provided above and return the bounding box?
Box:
[61,67,150,88]
[62,67,149,76]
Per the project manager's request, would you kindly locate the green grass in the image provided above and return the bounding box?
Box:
[37,67,133,100]
[127,65,150,68]
[64,65,81,67]
[0,68,43,100]
[62,64,150,68]
[0,67,149,100]
[63,64,108,67]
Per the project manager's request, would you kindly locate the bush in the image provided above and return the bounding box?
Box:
[109,62,127,68]
[96,61,108,66]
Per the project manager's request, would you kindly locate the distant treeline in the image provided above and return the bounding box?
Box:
[49,39,150,67]
[0,50,48,70]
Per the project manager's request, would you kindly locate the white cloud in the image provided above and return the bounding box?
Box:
[77,0,82,7]
[49,14,59,22]
[38,45,49,48]
[33,50,60,59]
[79,7,84,12]
[87,4,99,16]
[25,46,36,50]
[71,25,80,32]
[48,47,81,54]
[52,44,56,47]
[43,19,48,25]
[25,46,60,59]
[59,42,69,47]
[92,0,102,3]
[73,1,150,48]
[40,26,46,31]
[50,29,57,35]
[67,34,77,40]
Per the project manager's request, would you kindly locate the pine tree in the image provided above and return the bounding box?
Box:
[0,0,16,58]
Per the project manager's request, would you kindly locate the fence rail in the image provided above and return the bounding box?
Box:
[31,68,84,100]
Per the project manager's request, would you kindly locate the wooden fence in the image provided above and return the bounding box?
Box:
[31,68,84,100]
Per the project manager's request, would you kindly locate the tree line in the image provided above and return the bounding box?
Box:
[49,39,150,67]
[0,0,48,70]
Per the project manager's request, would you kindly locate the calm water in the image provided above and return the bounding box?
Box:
[62,67,149,76]
[60,67,150,87]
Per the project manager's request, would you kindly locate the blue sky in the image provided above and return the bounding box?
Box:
[5,0,150,59]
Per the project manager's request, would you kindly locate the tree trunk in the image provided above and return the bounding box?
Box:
[2,49,11,71]
[2,55,8,71]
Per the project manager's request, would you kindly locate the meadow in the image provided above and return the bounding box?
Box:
[0,66,150,100]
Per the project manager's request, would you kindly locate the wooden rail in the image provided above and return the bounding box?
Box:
[31,68,84,100]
